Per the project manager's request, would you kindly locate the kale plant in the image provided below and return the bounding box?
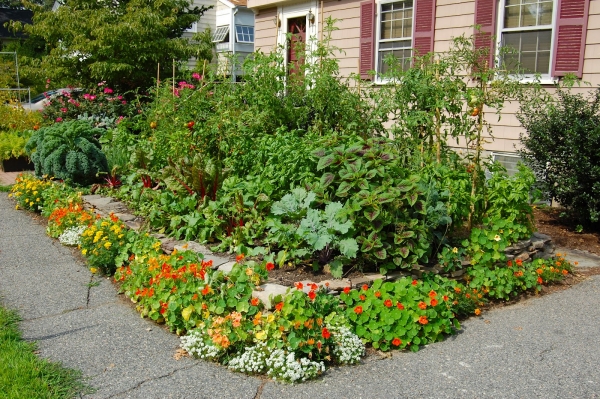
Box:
[25,120,109,185]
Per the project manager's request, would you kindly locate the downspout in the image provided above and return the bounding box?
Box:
[232,8,239,81]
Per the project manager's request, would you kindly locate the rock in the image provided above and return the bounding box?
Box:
[530,239,545,250]
[505,240,531,253]
[319,279,351,291]
[217,261,236,274]
[203,254,230,268]
[252,284,290,309]
[114,213,136,222]
[533,232,551,242]
[451,269,466,278]
[124,220,142,231]
[515,252,530,262]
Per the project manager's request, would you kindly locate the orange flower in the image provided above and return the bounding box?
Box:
[443,295,449,302]
[307,338,315,345]
[418,316,428,324]
[343,287,351,294]
[514,271,523,277]
[536,268,543,275]
[359,294,366,301]
[562,269,568,276]
[201,285,211,296]
[384,299,393,307]
[265,262,275,271]
[308,291,316,301]
[516,259,523,266]
[236,254,245,263]
[322,327,331,339]
[251,297,260,306]
[392,338,402,346]
[454,287,461,293]
[474,308,481,316]
[429,290,437,299]
[537,277,543,284]
[397,302,404,310]
[295,282,304,289]
[418,301,427,310]
[362,284,369,291]
[275,302,284,311]
[412,280,418,286]
[354,305,363,314]
[430,298,438,307]
[507,260,513,267]
[374,291,381,298]
[192,293,198,301]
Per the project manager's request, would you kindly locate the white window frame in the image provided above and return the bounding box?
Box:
[235,25,255,43]
[212,26,230,43]
[495,0,558,84]
[375,0,414,82]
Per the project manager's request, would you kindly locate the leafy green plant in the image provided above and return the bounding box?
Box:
[340,277,459,351]
[518,83,600,225]
[0,130,32,161]
[25,120,109,185]
[265,188,358,277]
[79,214,128,274]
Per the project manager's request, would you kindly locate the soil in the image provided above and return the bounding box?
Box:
[533,207,600,256]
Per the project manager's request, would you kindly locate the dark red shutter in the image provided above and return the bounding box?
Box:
[474,0,497,69]
[552,0,589,78]
[413,0,436,56]
[359,0,375,79]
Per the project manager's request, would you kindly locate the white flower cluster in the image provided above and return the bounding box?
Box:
[266,349,325,383]
[58,225,86,246]
[227,342,268,374]
[180,329,222,361]
[329,324,365,365]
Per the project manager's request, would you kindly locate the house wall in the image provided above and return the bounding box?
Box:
[253,0,600,155]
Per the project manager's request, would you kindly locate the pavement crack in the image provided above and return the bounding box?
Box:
[86,275,94,307]
[107,363,197,398]
[253,380,267,399]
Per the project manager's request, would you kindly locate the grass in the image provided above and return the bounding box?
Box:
[0,305,92,399]
[0,185,11,192]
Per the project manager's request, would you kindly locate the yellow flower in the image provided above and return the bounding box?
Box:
[245,268,253,276]
[494,235,501,242]
[82,249,87,255]
[452,247,458,254]
[266,314,275,323]
[104,241,112,249]
[15,205,19,210]
[255,330,267,340]
[89,267,97,274]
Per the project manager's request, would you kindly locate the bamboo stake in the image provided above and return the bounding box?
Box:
[156,62,160,100]
[435,58,441,164]
[320,0,324,42]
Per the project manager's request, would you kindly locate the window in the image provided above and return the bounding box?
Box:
[212,26,230,43]
[235,25,254,43]
[498,0,554,75]
[376,0,413,75]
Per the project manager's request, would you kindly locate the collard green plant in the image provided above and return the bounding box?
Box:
[25,120,108,185]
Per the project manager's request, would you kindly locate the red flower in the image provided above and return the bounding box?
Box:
[412,280,418,286]
[418,301,427,310]
[374,291,381,298]
[507,260,513,267]
[359,294,366,301]
[310,283,318,291]
[429,290,437,299]
[384,299,393,307]
[266,262,275,271]
[418,315,428,324]
[308,291,316,301]
[516,258,523,266]
[354,306,363,315]
[236,254,245,263]
[192,293,198,301]
[201,285,211,296]
[343,287,351,294]
[397,302,404,310]
[159,302,168,315]
[362,284,369,291]
[443,295,449,302]
[430,298,438,307]
[392,338,402,346]
[275,302,284,311]
[322,327,331,339]
[295,282,304,290]
[251,297,260,306]
[537,277,543,284]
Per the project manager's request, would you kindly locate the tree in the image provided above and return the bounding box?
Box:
[23,0,211,90]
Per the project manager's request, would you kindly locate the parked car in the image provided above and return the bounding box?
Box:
[17,88,81,111]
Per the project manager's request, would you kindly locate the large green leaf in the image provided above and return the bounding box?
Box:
[317,154,336,171]
[339,238,359,258]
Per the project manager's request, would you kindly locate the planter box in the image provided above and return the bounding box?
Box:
[1,156,34,172]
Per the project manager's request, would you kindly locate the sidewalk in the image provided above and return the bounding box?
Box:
[1,191,600,398]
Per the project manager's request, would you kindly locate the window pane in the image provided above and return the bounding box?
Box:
[539,1,553,24]
[501,29,551,74]
[382,3,393,11]
[381,21,392,39]
[537,52,550,74]
[520,52,537,72]
[521,3,539,26]
[538,30,551,50]
[504,5,521,28]
[403,14,412,37]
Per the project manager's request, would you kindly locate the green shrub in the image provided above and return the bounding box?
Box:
[25,120,109,185]
[518,84,600,224]
[0,130,32,161]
